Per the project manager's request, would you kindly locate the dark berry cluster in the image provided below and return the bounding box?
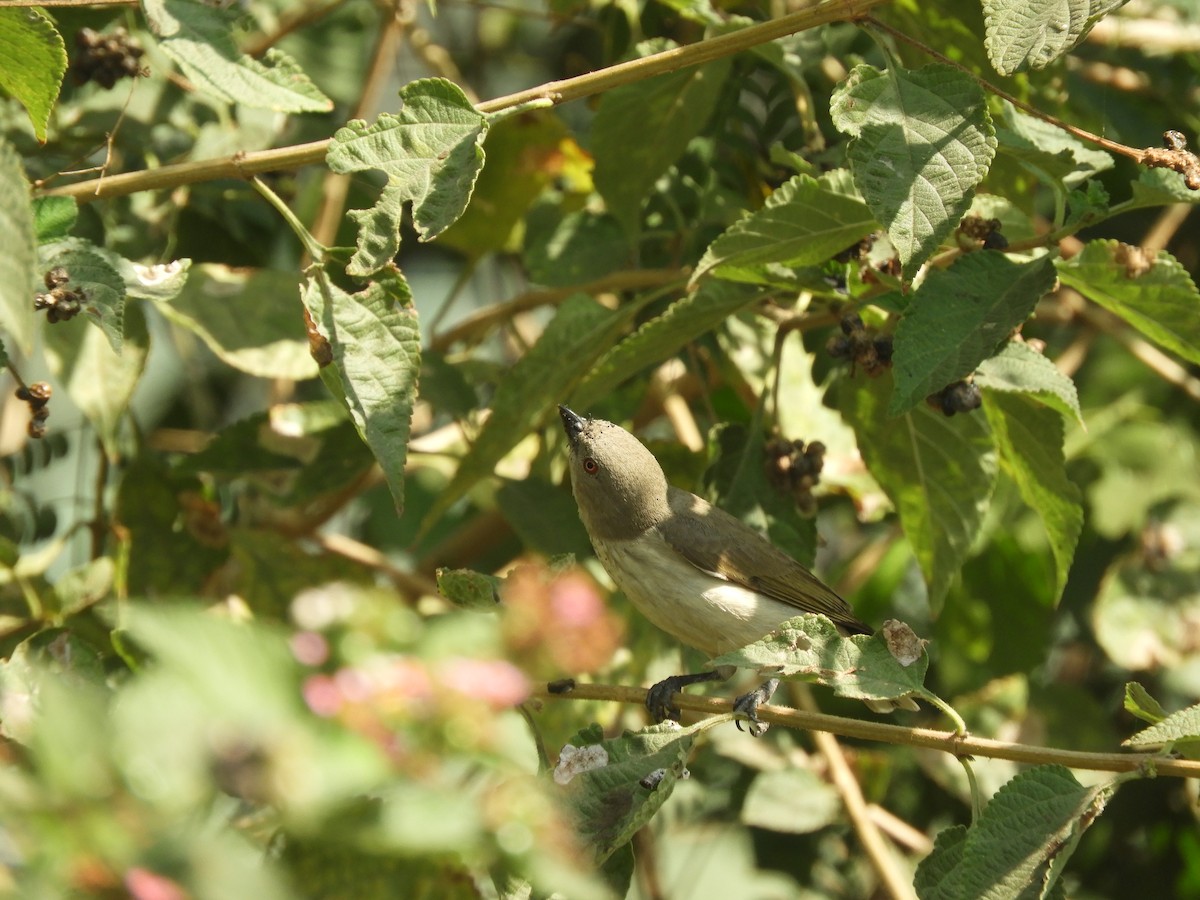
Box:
[16,382,52,439]
[765,437,825,516]
[926,380,982,417]
[34,267,86,324]
[827,313,893,377]
[71,27,146,90]
[958,215,1008,251]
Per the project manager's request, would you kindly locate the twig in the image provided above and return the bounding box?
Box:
[1141,203,1194,255]
[794,685,917,900]
[43,0,890,202]
[867,804,934,855]
[532,681,1200,778]
[313,532,441,600]
[243,0,348,57]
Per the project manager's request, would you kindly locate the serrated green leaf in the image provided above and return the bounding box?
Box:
[592,47,731,234]
[1124,682,1166,725]
[936,765,1118,899]
[975,340,1082,425]
[1124,701,1200,749]
[982,0,1129,76]
[983,391,1082,603]
[436,568,501,611]
[556,720,699,863]
[424,295,636,529]
[301,272,419,514]
[691,174,876,285]
[0,8,66,143]
[994,102,1113,187]
[890,254,1057,415]
[44,302,149,457]
[0,138,36,355]
[162,264,317,380]
[915,824,969,900]
[31,196,76,244]
[1128,169,1200,209]
[143,0,332,113]
[702,422,816,567]
[712,613,930,703]
[830,64,996,278]
[1056,240,1200,364]
[327,78,488,276]
[741,767,841,834]
[574,281,763,408]
[839,372,997,607]
[41,240,126,354]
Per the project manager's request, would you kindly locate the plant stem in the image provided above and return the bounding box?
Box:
[533,680,1200,779]
[43,0,890,203]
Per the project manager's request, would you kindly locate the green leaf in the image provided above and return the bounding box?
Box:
[162,264,317,380]
[327,78,488,276]
[712,614,930,704]
[175,412,303,477]
[983,391,1083,603]
[574,281,764,408]
[740,768,842,834]
[1128,168,1200,209]
[143,0,332,113]
[981,0,1129,76]
[229,528,374,619]
[524,209,630,287]
[1124,701,1200,749]
[0,8,66,143]
[691,174,876,285]
[300,271,420,513]
[43,301,149,456]
[994,102,1114,187]
[424,295,636,529]
[975,340,1082,425]
[839,372,997,607]
[31,196,77,244]
[592,46,731,234]
[1056,240,1200,364]
[830,64,996,278]
[702,422,817,567]
[889,254,1057,415]
[556,721,699,864]
[42,240,127,354]
[0,137,36,355]
[917,766,1119,899]
[436,568,502,611]
[495,477,594,558]
[1124,682,1167,725]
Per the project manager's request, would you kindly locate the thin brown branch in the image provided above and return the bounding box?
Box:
[243,0,349,57]
[533,681,1200,779]
[43,0,890,202]
[314,532,441,600]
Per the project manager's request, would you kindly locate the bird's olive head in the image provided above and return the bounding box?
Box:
[559,405,671,539]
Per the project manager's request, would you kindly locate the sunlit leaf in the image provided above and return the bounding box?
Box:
[0,137,36,354]
[0,8,66,143]
[975,340,1082,425]
[981,0,1129,75]
[41,239,126,353]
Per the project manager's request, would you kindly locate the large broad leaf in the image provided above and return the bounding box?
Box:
[983,392,1082,603]
[555,721,699,864]
[592,45,731,234]
[0,8,66,143]
[44,302,150,458]
[423,295,636,529]
[32,196,77,243]
[889,253,1057,415]
[712,614,931,706]
[41,239,127,354]
[981,0,1130,76]
[0,138,36,355]
[300,272,419,513]
[327,79,488,276]
[1124,701,1200,751]
[143,0,332,113]
[691,174,876,285]
[915,766,1119,899]
[1056,240,1200,364]
[994,102,1113,187]
[163,264,317,380]
[830,64,996,279]
[975,340,1082,426]
[839,372,997,608]
[573,281,764,407]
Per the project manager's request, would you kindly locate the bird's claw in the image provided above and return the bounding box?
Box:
[646,678,684,723]
[732,678,780,738]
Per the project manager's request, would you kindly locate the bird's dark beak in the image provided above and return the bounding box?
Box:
[558,405,586,446]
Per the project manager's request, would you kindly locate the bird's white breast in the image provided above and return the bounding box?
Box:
[593,530,794,659]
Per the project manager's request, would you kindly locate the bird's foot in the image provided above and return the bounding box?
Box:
[733,678,780,737]
[645,671,724,723]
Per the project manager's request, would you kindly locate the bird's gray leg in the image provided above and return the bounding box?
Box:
[733,678,780,737]
[646,670,726,723]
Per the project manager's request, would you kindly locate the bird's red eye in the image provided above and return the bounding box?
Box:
[583,457,598,474]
